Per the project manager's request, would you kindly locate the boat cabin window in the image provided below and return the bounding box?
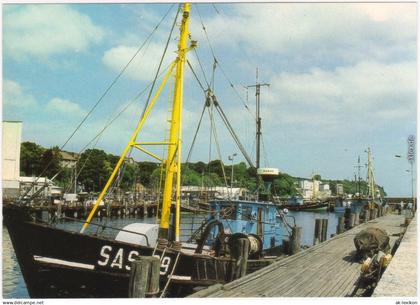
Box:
[241,206,253,220]
[219,204,236,220]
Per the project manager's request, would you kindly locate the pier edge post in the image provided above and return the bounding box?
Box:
[128,256,160,298]
[337,216,345,234]
[313,219,322,245]
[321,219,328,242]
[349,213,355,229]
[231,238,250,280]
[290,226,302,255]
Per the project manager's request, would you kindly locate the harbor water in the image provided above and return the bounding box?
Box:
[2,210,341,299]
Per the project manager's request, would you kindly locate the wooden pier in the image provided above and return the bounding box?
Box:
[24,202,159,220]
[189,213,407,298]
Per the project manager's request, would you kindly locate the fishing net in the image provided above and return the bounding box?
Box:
[353,227,390,259]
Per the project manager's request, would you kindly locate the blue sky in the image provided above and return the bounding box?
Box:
[3,3,417,196]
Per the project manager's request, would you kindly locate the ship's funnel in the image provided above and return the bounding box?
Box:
[257,168,279,200]
[257,168,279,182]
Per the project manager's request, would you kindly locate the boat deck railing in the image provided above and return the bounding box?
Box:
[42,215,153,247]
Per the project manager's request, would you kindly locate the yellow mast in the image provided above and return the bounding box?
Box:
[159,3,191,241]
[81,4,193,236]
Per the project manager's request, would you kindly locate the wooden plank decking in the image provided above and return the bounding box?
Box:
[189,213,406,298]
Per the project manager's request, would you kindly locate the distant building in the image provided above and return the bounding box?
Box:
[181,186,248,200]
[2,121,22,198]
[318,183,331,198]
[298,178,331,199]
[336,184,344,196]
[2,121,63,200]
[60,151,79,168]
[19,176,62,198]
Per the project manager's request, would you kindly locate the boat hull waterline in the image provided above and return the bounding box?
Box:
[3,204,235,298]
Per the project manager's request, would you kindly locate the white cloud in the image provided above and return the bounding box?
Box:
[3,79,37,108]
[196,3,416,66]
[46,97,87,118]
[102,41,177,82]
[261,60,416,137]
[4,5,104,60]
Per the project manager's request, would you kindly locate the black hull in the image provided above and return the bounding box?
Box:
[3,204,234,298]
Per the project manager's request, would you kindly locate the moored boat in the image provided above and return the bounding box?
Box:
[4,4,293,298]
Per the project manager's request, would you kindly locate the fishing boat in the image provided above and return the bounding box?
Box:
[4,4,293,298]
[281,200,329,212]
[334,148,383,214]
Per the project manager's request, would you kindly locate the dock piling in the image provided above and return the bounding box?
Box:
[290,226,302,255]
[349,213,355,229]
[320,219,328,242]
[363,209,369,223]
[344,208,351,229]
[337,217,345,234]
[231,238,250,280]
[313,219,322,245]
[128,256,160,298]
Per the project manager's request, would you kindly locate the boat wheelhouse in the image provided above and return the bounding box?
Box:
[207,200,287,253]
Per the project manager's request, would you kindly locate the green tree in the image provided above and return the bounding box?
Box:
[150,167,164,191]
[20,141,44,176]
[181,167,201,185]
[208,160,225,177]
[77,149,110,192]
[137,161,159,186]
[272,173,297,196]
[313,174,321,180]
[190,161,206,174]
[39,146,62,178]
[203,172,223,187]
[120,162,138,191]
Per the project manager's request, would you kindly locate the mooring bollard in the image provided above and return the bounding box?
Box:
[337,216,345,234]
[289,226,302,255]
[313,219,322,245]
[321,219,328,242]
[128,256,160,298]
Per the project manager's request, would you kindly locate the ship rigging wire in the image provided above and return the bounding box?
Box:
[21,4,176,202]
[194,5,254,120]
[106,4,181,201]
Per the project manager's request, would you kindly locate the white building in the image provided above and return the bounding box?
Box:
[2,121,63,200]
[298,179,331,199]
[318,183,332,198]
[181,186,248,200]
[336,184,344,196]
[2,121,22,198]
[60,151,79,168]
[19,176,62,199]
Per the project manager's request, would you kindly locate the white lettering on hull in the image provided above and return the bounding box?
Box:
[97,245,172,274]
